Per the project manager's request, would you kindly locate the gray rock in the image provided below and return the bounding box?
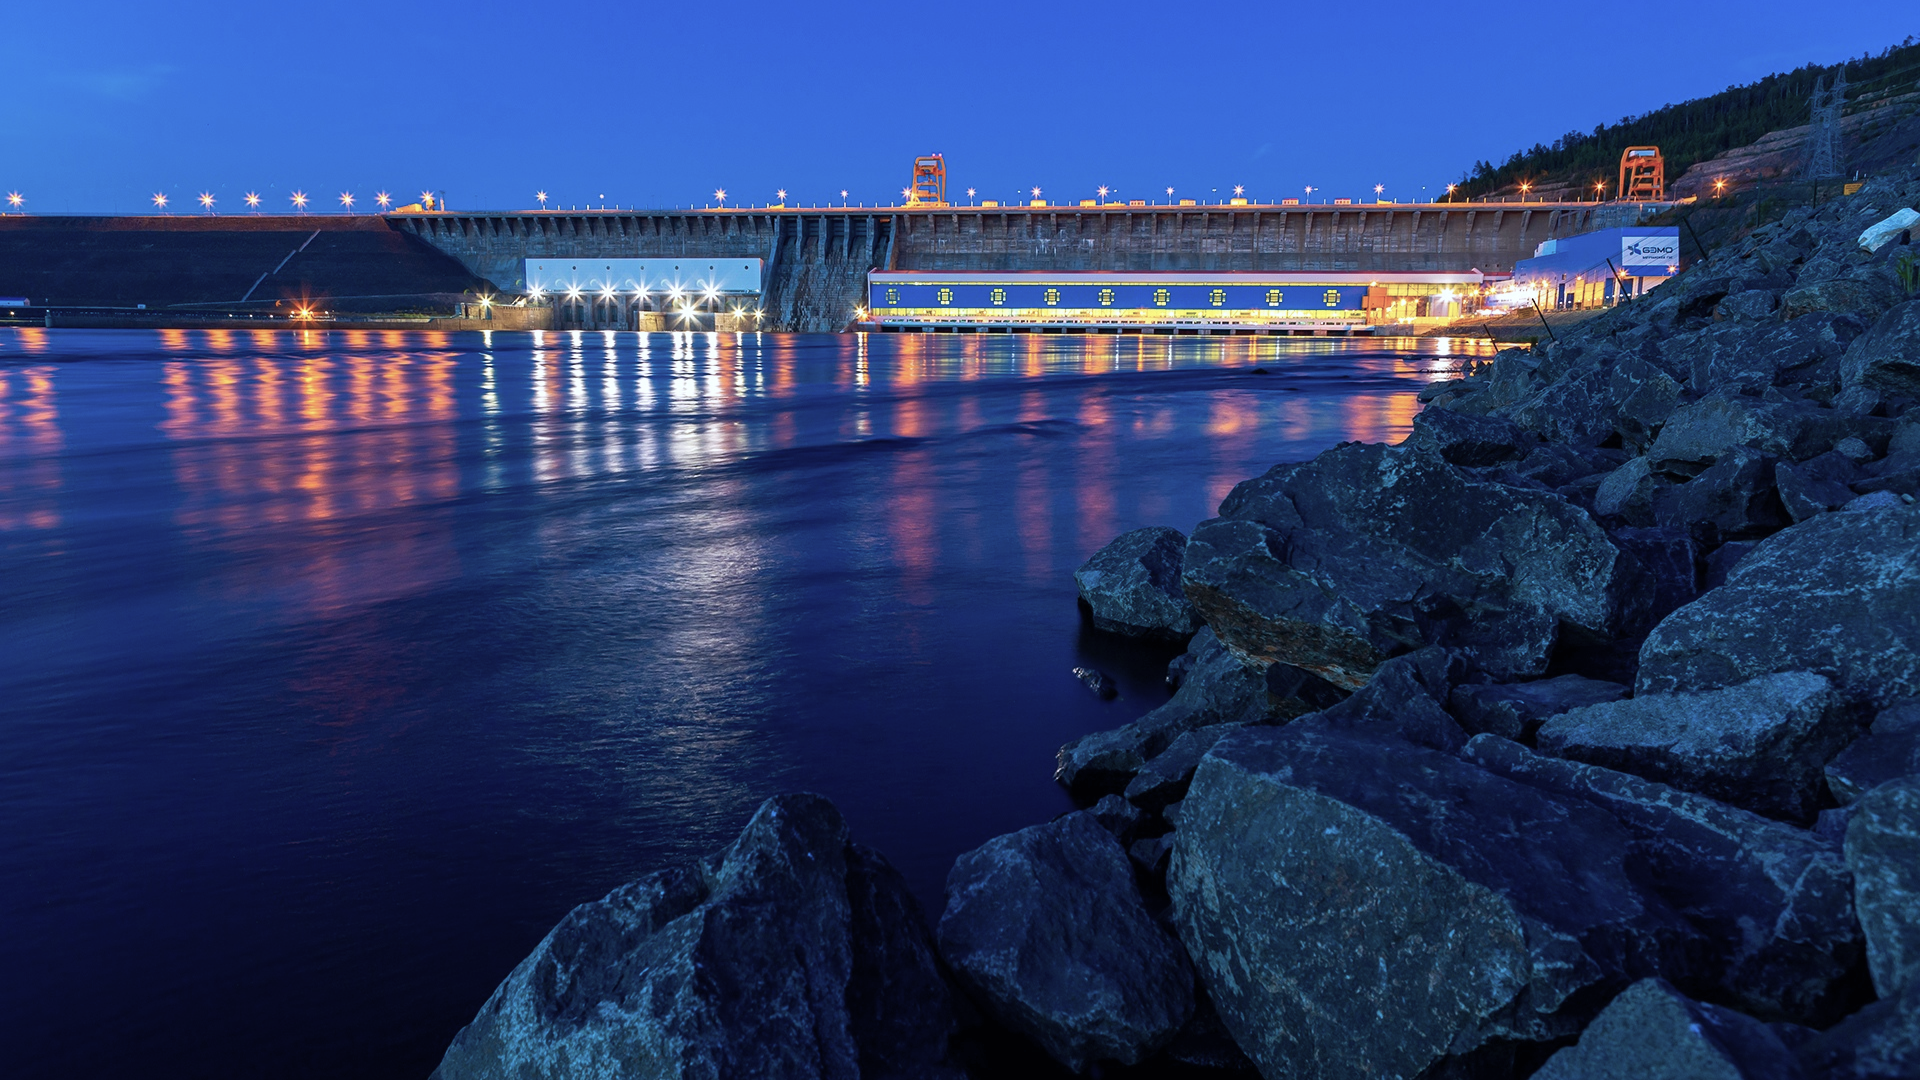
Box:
[1836,436,1876,463]
[1778,455,1861,523]
[1127,834,1172,876]
[1449,675,1631,741]
[1648,397,1854,479]
[1827,701,1920,805]
[1537,672,1850,821]
[1169,725,1700,1080]
[1846,777,1920,999]
[1293,646,1470,752]
[1055,627,1267,795]
[1124,726,1236,811]
[1719,289,1782,322]
[1665,447,1788,542]
[1597,456,1661,524]
[1792,979,1920,1080]
[1532,978,1804,1080]
[1407,406,1534,466]
[1841,299,1920,399]
[1782,277,1892,324]
[1183,441,1637,689]
[1638,502,1920,714]
[1465,735,1863,1024]
[1073,526,1200,641]
[1611,356,1687,452]
[1072,666,1118,700]
[433,794,958,1080]
[1086,795,1145,842]
[937,812,1193,1071]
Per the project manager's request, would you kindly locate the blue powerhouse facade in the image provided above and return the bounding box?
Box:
[862,271,1482,331]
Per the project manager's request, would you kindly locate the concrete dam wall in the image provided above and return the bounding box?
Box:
[395,202,1640,332]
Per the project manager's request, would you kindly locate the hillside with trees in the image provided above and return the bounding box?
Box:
[1456,38,1920,199]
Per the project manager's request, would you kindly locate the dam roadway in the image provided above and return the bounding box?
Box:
[394,201,1652,331]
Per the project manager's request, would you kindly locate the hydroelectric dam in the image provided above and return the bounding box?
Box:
[1,199,1666,332]
[399,200,1657,332]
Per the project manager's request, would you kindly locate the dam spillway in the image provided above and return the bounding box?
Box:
[393,201,1656,331]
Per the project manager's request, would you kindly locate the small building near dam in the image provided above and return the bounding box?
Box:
[1502,226,1682,311]
[858,270,1486,334]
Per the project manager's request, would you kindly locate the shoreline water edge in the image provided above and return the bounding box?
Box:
[428,166,1920,1079]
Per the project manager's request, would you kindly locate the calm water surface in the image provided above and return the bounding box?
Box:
[0,327,1485,1077]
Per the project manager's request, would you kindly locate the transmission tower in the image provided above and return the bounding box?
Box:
[1804,70,1848,179]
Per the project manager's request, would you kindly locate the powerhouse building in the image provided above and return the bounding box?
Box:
[1505,227,1682,311]
[860,271,1486,334]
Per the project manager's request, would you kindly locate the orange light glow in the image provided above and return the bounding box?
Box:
[291,191,308,210]
[245,192,261,209]
[152,192,169,210]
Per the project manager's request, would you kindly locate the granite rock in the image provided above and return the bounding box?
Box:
[433,794,958,1080]
[1074,526,1200,641]
[1537,672,1852,821]
[1533,978,1804,1080]
[937,812,1193,1071]
[1638,502,1920,714]
[1168,725,1699,1080]
[1465,735,1863,1024]
[1846,777,1920,999]
[1183,441,1636,689]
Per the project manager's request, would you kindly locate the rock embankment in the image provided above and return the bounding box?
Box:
[436,169,1920,1078]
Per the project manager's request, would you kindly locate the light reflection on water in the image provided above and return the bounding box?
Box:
[0,327,1484,1079]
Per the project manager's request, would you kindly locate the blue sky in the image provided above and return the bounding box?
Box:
[2,2,1915,213]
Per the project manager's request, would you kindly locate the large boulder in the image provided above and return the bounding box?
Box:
[1846,777,1920,999]
[1536,672,1852,821]
[936,812,1193,1071]
[1168,725,1700,1080]
[1054,627,1268,795]
[1074,526,1200,641]
[1465,735,1863,1024]
[1637,502,1920,714]
[1841,299,1920,399]
[1532,978,1803,1080]
[1182,441,1638,689]
[433,794,958,1080]
[1647,397,1853,478]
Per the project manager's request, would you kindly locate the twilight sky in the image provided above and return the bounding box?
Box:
[3,2,1915,214]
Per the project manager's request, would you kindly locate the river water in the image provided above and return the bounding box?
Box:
[0,327,1482,1077]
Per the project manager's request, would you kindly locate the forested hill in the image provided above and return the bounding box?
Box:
[1456,37,1920,198]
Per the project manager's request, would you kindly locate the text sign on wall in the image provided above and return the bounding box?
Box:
[1621,233,1680,271]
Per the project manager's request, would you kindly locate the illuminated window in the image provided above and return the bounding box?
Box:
[1044,288,1061,306]
[1098,288,1115,307]
[885,288,900,305]
[937,287,954,305]
[1209,288,1226,307]
[1323,289,1341,307]
[1153,288,1170,307]
[1266,289,1283,306]
[990,287,1007,306]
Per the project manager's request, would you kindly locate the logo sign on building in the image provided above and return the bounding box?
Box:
[1621,233,1680,272]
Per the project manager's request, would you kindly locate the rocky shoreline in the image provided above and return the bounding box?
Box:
[430,167,1920,1080]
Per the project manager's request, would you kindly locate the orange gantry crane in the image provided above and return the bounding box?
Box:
[1618,146,1665,202]
[906,155,947,207]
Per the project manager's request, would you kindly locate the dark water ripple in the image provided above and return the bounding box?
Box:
[0,327,1487,1077]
